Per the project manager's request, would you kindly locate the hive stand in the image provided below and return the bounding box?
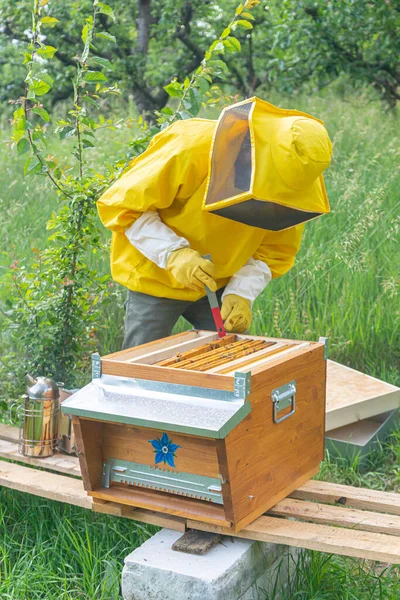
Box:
[1,424,400,564]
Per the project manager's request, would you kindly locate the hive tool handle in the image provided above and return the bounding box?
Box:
[203,254,226,338]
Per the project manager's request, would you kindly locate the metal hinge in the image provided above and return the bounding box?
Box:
[318,337,329,360]
[271,380,296,424]
[234,371,251,401]
[92,353,102,379]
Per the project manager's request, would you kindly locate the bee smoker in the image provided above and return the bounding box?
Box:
[20,375,60,457]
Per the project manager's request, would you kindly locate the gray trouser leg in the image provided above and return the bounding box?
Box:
[123,289,226,349]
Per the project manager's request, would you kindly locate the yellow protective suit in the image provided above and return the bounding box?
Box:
[97,98,331,301]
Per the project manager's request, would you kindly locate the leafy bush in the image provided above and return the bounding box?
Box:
[1,0,257,391]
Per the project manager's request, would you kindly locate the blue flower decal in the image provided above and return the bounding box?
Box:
[149,432,181,468]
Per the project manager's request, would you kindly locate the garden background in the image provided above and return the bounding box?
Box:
[0,1,399,598]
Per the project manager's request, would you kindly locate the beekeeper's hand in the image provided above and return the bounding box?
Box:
[166,248,217,291]
[221,294,252,333]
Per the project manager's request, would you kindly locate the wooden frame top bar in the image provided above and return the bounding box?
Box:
[101,331,320,381]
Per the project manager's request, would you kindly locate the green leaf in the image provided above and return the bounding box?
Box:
[82,138,95,148]
[96,31,116,43]
[22,52,32,64]
[59,126,76,140]
[24,157,42,176]
[197,77,210,95]
[241,12,255,20]
[225,36,241,52]
[81,24,89,44]
[220,27,231,39]
[30,79,51,96]
[95,3,115,19]
[32,107,50,122]
[91,56,112,69]
[40,16,59,28]
[17,138,30,155]
[213,41,225,54]
[36,45,58,59]
[235,19,253,29]
[164,80,183,98]
[235,3,244,15]
[84,71,107,83]
[83,95,100,109]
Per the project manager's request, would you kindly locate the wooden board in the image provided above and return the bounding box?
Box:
[269,497,400,536]
[187,515,400,564]
[290,480,400,515]
[222,345,326,530]
[0,437,81,477]
[326,360,400,431]
[0,460,91,509]
[0,423,19,443]
[102,423,220,478]
[101,359,233,391]
[89,485,232,529]
[2,449,400,563]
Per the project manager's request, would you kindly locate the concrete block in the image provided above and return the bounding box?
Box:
[122,528,297,600]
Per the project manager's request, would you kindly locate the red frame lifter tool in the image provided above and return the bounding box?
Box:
[203,254,226,338]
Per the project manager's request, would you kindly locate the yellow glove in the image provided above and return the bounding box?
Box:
[166,248,217,292]
[221,294,252,333]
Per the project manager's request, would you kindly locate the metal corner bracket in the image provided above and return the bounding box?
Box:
[318,337,329,360]
[234,371,251,401]
[92,353,102,379]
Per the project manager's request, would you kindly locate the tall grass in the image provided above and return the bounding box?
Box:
[1,92,399,383]
[0,91,399,598]
[0,487,156,600]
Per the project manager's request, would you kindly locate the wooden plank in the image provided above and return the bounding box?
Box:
[132,333,219,365]
[103,330,200,361]
[269,497,400,536]
[223,342,312,375]
[0,423,19,443]
[207,342,288,374]
[167,338,256,370]
[223,345,326,528]
[326,416,387,445]
[326,360,400,431]
[157,335,237,367]
[178,340,268,372]
[2,457,400,564]
[187,515,400,564]
[102,423,220,478]
[101,360,234,391]
[73,417,103,491]
[290,480,400,515]
[92,498,186,532]
[172,530,222,555]
[90,485,232,529]
[0,460,185,531]
[0,438,81,477]
[0,460,92,509]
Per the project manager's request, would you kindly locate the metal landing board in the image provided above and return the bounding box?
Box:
[61,376,251,439]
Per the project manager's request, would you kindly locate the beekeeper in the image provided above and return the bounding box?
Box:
[97,97,332,349]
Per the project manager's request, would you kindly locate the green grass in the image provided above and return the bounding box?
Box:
[0,90,399,598]
[0,487,156,600]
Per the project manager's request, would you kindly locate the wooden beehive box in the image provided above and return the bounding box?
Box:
[62,331,327,532]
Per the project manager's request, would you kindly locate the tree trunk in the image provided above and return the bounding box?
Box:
[137,0,151,54]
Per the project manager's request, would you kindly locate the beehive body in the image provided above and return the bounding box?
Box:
[65,331,326,531]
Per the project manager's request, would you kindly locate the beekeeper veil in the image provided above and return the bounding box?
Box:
[203,97,332,231]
